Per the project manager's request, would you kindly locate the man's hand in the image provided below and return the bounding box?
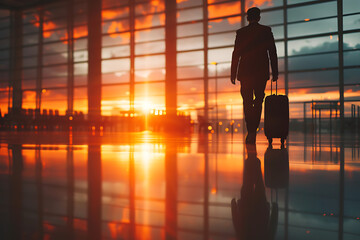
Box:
[231,78,236,85]
[272,75,278,82]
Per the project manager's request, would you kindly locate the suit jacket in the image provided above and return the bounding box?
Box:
[231,22,278,82]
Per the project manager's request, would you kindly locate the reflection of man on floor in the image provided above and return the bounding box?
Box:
[231,7,278,144]
[231,144,277,240]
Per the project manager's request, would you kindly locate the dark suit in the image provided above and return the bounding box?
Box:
[231,22,278,133]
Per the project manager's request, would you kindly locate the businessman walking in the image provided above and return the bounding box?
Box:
[231,7,278,144]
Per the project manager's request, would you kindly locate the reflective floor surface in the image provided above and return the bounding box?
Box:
[0,131,360,240]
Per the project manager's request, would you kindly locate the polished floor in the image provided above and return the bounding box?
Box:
[0,131,359,240]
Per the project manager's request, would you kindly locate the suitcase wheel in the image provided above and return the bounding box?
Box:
[268,138,273,145]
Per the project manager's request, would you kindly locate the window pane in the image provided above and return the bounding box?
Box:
[288,35,338,56]
[135,28,165,43]
[177,23,203,37]
[288,18,337,38]
[288,53,338,71]
[102,58,130,73]
[177,37,204,51]
[135,41,165,55]
[135,55,165,70]
[177,66,204,79]
[208,1,241,19]
[103,72,129,84]
[102,45,130,59]
[208,16,240,34]
[135,69,165,82]
[289,70,339,88]
[209,33,234,48]
[135,13,165,29]
[43,77,67,88]
[177,8,203,23]
[177,80,204,94]
[287,2,336,22]
[177,51,204,66]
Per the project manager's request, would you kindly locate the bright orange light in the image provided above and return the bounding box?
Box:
[208,126,212,131]
[219,121,222,125]
[92,126,95,131]
[14,125,17,130]
[69,116,73,121]
[304,18,310,21]
[225,128,229,132]
[234,128,238,132]
[42,89,46,93]
[100,126,104,131]
[211,187,217,194]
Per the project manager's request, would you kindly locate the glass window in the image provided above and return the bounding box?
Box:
[208,47,232,63]
[177,80,204,94]
[41,88,67,115]
[344,50,360,66]
[288,35,338,56]
[208,16,240,34]
[103,32,130,46]
[135,41,165,55]
[208,33,234,48]
[288,53,338,71]
[344,14,360,31]
[102,45,130,59]
[177,36,204,51]
[178,23,203,38]
[177,51,204,66]
[289,70,339,88]
[260,10,283,25]
[177,66,204,79]
[135,82,165,97]
[22,79,36,90]
[177,8,203,23]
[43,53,68,66]
[345,68,360,84]
[208,1,241,19]
[135,69,165,82]
[287,2,337,22]
[288,18,337,38]
[102,19,130,34]
[343,0,360,14]
[135,28,165,43]
[74,50,88,62]
[43,77,67,88]
[344,32,360,50]
[102,7,129,21]
[22,57,38,68]
[103,71,129,84]
[177,0,202,8]
[135,1,165,15]
[135,55,165,70]
[135,13,165,29]
[246,0,283,9]
[43,65,68,78]
[73,87,87,113]
[102,58,130,73]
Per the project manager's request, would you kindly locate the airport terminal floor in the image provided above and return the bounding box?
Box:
[0,130,359,240]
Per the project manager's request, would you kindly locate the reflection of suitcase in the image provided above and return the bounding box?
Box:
[264,81,289,145]
[264,147,289,189]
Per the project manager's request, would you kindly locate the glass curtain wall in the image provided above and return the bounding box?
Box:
[0,0,359,122]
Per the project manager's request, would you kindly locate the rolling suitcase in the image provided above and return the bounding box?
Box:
[264,80,289,145]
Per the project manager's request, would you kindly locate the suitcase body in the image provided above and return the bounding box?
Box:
[264,94,289,144]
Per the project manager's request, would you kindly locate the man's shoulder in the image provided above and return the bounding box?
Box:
[236,24,271,34]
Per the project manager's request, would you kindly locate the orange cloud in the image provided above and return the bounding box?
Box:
[246,0,273,8]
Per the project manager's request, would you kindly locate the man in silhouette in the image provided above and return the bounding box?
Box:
[231,7,278,144]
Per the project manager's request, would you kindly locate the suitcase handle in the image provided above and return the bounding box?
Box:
[270,78,277,95]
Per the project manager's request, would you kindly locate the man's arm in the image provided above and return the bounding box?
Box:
[268,28,278,82]
[231,32,241,84]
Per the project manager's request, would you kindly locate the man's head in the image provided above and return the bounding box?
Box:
[246,7,261,22]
